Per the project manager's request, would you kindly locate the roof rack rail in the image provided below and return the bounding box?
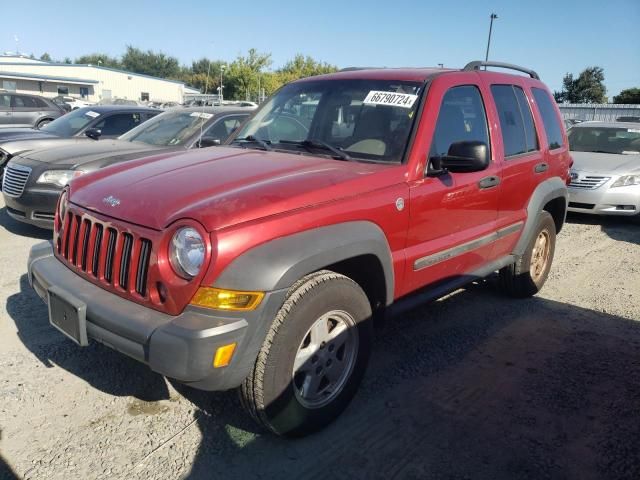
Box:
[463,61,540,80]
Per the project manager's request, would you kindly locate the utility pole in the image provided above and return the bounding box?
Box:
[220,64,226,103]
[485,13,498,62]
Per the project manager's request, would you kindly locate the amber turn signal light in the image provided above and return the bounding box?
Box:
[213,343,237,368]
[190,287,264,311]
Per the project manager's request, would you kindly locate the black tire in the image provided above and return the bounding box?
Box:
[36,119,52,129]
[499,211,556,298]
[240,270,373,437]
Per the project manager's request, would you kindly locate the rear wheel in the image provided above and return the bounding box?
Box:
[240,270,373,436]
[36,119,52,129]
[499,211,556,298]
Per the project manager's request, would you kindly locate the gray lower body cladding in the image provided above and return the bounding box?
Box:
[27,241,287,391]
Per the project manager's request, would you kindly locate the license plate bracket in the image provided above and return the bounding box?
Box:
[47,286,88,346]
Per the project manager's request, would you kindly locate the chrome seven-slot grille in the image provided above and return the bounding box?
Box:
[2,164,31,198]
[57,211,153,297]
[569,175,610,190]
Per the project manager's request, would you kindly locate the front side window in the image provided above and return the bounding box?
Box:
[120,110,215,146]
[532,88,564,150]
[491,85,538,157]
[569,127,640,155]
[430,85,490,158]
[202,115,247,143]
[41,107,104,136]
[233,79,424,163]
[94,113,143,136]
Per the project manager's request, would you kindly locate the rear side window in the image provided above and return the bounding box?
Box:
[532,88,564,150]
[12,96,38,108]
[491,85,538,157]
[430,85,490,158]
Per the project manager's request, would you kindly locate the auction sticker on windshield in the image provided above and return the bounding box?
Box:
[85,111,100,118]
[363,91,418,109]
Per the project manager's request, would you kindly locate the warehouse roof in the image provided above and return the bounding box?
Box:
[0,70,98,84]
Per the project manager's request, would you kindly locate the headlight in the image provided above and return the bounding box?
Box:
[37,170,84,187]
[611,175,640,188]
[169,227,205,279]
[57,190,68,230]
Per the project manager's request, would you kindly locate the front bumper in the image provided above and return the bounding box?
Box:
[568,183,640,216]
[28,241,287,391]
[3,186,60,229]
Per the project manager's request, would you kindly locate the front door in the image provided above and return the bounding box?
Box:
[0,94,12,126]
[403,82,501,294]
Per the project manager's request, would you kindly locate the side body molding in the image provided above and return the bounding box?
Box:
[512,176,568,257]
[214,221,395,305]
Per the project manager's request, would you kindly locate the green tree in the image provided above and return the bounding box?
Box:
[63,57,72,64]
[278,54,337,83]
[554,67,607,103]
[39,52,52,62]
[75,53,121,68]
[121,46,180,78]
[613,87,640,104]
[224,49,272,100]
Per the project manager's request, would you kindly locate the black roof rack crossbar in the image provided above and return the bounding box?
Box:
[463,61,540,80]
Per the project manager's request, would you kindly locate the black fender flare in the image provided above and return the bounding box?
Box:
[214,221,395,305]
[512,176,568,257]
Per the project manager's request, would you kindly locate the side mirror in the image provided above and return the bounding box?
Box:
[427,140,489,176]
[199,138,221,148]
[85,128,102,140]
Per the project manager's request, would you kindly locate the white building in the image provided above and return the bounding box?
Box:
[0,55,198,103]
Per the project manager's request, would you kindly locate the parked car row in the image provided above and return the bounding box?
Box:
[2,61,637,439]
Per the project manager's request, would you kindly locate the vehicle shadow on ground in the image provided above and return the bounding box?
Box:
[0,453,19,480]
[0,207,51,240]
[6,274,170,402]
[178,279,640,480]
[566,212,639,245]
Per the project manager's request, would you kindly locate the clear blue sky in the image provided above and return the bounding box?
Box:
[2,0,639,97]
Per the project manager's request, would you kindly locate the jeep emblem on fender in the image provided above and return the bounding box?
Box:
[395,197,405,211]
[102,195,121,207]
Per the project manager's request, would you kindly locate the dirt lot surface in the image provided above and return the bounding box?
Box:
[1,198,639,480]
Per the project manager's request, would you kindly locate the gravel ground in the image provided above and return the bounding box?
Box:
[1,198,639,480]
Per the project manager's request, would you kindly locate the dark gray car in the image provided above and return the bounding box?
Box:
[0,92,65,129]
[3,106,254,228]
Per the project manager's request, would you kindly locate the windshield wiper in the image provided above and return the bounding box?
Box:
[278,139,352,161]
[232,135,273,151]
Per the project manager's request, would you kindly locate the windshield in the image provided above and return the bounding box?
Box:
[119,110,213,146]
[232,79,423,163]
[569,126,640,155]
[40,107,102,136]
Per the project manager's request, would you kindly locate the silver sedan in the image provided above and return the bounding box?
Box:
[567,121,640,220]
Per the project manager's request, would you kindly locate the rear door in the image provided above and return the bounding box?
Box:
[10,95,40,127]
[483,79,544,257]
[403,76,501,294]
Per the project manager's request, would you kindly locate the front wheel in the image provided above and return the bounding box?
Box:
[240,270,373,436]
[499,211,556,298]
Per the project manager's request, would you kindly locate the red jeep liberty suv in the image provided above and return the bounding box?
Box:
[28,61,570,436]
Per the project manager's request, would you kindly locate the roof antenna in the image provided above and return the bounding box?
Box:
[198,52,213,147]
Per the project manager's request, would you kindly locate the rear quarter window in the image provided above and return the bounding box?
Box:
[532,88,564,150]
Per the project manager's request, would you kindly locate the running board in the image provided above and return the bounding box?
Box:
[386,255,515,318]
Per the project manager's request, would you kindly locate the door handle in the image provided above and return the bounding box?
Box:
[534,162,548,173]
[478,175,500,189]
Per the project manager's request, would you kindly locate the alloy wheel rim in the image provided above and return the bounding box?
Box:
[292,310,359,409]
[530,230,550,282]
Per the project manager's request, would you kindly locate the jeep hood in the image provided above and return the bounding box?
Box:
[70,146,401,231]
[571,151,640,175]
[18,139,164,168]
